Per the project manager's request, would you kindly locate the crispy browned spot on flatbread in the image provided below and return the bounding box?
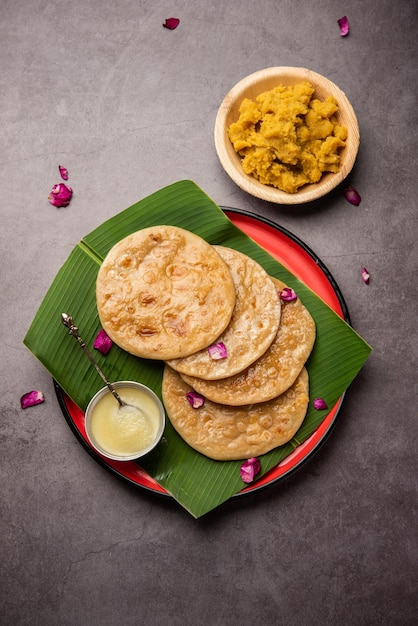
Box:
[162,365,309,461]
[96,226,236,360]
[166,246,281,380]
[181,277,315,405]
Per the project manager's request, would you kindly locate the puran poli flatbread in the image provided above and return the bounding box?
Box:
[167,246,281,380]
[181,277,315,405]
[96,226,236,360]
[162,365,309,461]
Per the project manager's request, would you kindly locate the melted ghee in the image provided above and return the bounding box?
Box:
[88,386,161,458]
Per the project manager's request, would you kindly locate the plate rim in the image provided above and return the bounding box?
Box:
[54,207,351,500]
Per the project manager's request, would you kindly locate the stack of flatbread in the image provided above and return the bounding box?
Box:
[96,225,316,461]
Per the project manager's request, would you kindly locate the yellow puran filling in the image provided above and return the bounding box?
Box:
[227,82,348,193]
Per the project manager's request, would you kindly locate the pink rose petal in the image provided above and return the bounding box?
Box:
[338,16,350,37]
[58,165,69,180]
[186,391,205,409]
[208,342,227,360]
[21,390,45,409]
[163,17,180,30]
[240,457,261,483]
[313,398,328,410]
[361,267,370,284]
[48,183,73,207]
[279,287,298,302]
[343,186,361,206]
[93,329,113,355]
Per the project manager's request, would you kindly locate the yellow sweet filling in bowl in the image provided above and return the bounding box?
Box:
[215,67,360,205]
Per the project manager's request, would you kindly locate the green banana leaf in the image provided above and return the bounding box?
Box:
[24,180,371,517]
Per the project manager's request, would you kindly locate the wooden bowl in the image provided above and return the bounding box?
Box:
[214,67,360,205]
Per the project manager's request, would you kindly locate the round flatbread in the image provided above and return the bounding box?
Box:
[167,246,281,379]
[181,277,315,405]
[162,365,309,461]
[96,226,236,360]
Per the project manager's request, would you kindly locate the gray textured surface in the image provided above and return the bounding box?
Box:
[1,1,417,624]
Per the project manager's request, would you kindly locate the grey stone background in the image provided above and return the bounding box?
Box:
[1,1,417,624]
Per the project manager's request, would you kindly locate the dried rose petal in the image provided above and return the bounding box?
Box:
[338,16,350,37]
[208,341,227,360]
[163,17,180,30]
[21,390,45,409]
[93,329,113,355]
[240,457,261,483]
[279,287,298,302]
[313,398,328,410]
[361,267,370,284]
[48,183,73,207]
[58,165,68,180]
[343,186,361,206]
[186,391,205,409]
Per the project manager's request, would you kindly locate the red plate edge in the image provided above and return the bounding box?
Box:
[55,208,350,499]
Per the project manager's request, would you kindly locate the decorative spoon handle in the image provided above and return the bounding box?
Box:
[61,313,125,407]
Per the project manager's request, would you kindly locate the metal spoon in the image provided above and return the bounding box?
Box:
[61,313,143,416]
